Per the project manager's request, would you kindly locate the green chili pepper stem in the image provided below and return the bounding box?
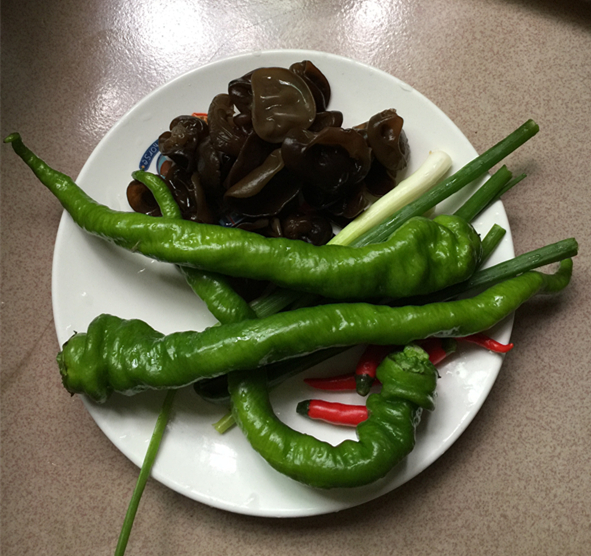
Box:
[114,390,176,556]
[480,224,507,264]
[351,119,539,247]
[212,411,235,433]
[453,165,512,223]
[58,259,572,403]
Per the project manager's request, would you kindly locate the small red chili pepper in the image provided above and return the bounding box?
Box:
[297,399,368,426]
[355,344,395,396]
[458,333,514,353]
[191,112,208,121]
[304,372,357,391]
[305,339,459,392]
[418,337,458,365]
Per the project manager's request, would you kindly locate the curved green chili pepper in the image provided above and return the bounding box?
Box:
[127,170,260,324]
[5,133,481,301]
[56,259,572,402]
[229,344,438,489]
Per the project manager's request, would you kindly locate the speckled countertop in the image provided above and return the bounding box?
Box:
[2,1,591,555]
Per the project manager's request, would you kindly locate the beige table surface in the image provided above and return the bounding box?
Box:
[2,1,591,555]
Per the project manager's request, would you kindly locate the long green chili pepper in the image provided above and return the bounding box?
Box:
[5,133,482,301]
[56,259,572,403]
[229,344,438,488]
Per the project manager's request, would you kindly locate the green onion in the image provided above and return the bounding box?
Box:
[114,391,176,556]
[331,150,452,246]
[480,224,507,264]
[351,119,539,246]
[453,165,512,223]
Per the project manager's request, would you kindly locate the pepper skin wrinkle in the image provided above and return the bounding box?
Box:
[6,133,482,302]
[57,260,572,402]
[229,345,438,489]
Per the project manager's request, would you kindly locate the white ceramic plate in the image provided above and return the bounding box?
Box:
[52,50,515,517]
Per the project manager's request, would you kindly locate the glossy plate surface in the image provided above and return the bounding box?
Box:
[52,50,514,517]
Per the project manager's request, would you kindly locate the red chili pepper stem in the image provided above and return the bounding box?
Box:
[297,399,368,427]
[355,376,373,397]
[355,344,395,397]
[458,333,514,353]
